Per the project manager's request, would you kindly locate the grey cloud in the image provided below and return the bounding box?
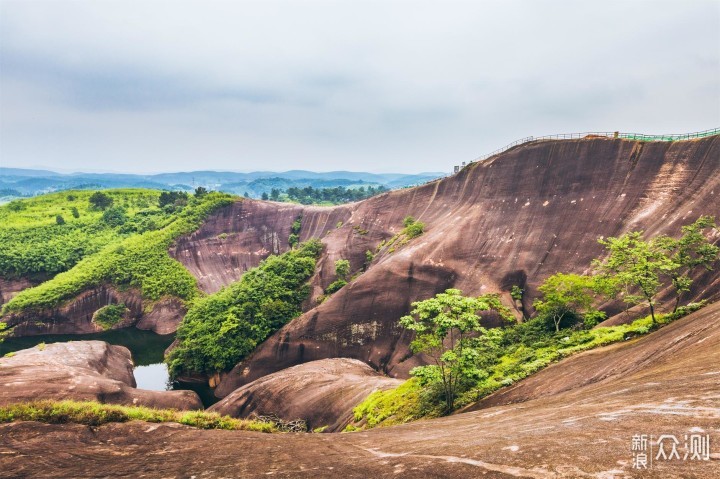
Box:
[0,0,718,174]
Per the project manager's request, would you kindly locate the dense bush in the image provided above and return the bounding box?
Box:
[167,239,323,376]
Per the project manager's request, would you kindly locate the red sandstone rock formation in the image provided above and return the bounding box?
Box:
[0,341,202,410]
[208,136,719,396]
[209,358,402,432]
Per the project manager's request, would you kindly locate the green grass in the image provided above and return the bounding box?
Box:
[0,400,277,432]
[350,305,704,430]
[1,191,234,315]
[348,379,432,430]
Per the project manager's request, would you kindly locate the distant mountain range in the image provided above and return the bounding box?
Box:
[0,168,445,201]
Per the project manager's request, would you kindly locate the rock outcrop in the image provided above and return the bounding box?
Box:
[0,278,35,306]
[210,136,720,396]
[2,303,718,478]
[209,358,402,432]
[0,341,201,410]
[2,286,185,337]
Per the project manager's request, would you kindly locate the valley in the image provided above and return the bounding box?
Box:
[1,134,719,478]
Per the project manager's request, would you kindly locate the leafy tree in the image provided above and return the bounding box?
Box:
[270,188,280,200]
[326,258,351,294]
[400,289,513,411]
[533,273,601,332]
[261,192,269,201]
[334,259,350,280]
[71,207,80,218]
[88,192,113,210]
[594,232,676,325]
[655,216,719,313]
[55,215,66,225]
[158,191,188,208]
[194,187,208,198]
[101,207,127,227]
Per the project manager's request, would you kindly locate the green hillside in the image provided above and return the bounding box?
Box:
[0,189,234,314]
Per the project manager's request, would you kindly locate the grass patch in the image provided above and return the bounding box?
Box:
[0,400,277,432]
[348,379,435,430]
[92,303,128,330]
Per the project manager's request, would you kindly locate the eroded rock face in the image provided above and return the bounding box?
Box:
[214,136,720,395]
[0,341,201,410]
[1,304,718,478]
[2,286,185,337]
[0,277,36,306]
[170,201,353,294]
[209,358,402,432]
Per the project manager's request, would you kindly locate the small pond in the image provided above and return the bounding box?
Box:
[0,329,218,405]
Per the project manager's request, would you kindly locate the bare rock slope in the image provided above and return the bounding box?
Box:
[0,341,201,410]
[199,136,720,396]
[209,358,402,432]
[2,301,718,478]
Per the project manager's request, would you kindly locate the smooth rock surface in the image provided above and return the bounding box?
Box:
[0,341,201,410]
[209,358,402,431]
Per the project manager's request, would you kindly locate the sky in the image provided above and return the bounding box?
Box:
[1,0,718,174]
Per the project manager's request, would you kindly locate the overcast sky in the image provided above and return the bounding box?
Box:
[1,0,718,174]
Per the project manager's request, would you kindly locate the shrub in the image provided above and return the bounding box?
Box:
[93,303,127,329]
[325,279,347,294]
[55,215,65,225]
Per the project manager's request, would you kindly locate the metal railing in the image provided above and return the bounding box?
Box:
[468,127,720,165]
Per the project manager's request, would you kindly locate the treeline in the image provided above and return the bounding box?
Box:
[260,185,388,205]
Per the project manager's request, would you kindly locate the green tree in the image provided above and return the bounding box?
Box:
[261,192,269,201]
[101,207,127,227]
[194,187,208,198]
[594,232,676,325]
[55,215,66,225]
[71,207,80,218]
[88,192,113,210]
[655,216,719,313]
[326,258,351,294]
[334,259,350,280]
[270,188,280,200]
[533,273,600,332]
[400,289,513,411]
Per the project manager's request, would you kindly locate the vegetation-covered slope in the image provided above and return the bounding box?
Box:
[0,190,234,323]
